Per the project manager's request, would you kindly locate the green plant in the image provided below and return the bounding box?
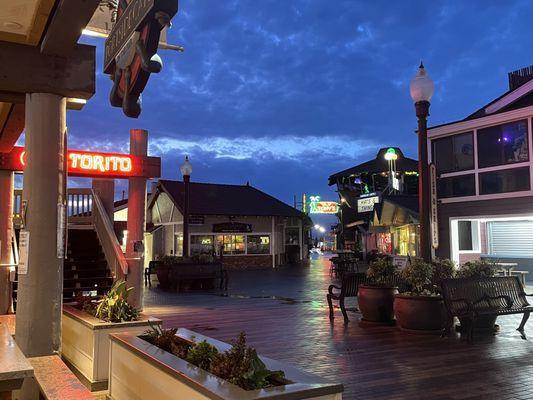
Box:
[186,340,219,370]
[209,332,288,390]
[457,259,497,278]
[366,257,397,285]
[431,258,456,282]
[74,292,96,315]
[94,280,139,322]
[400,259,434,295]
[143,322,190,358]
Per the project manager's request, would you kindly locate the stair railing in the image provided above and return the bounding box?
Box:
[67,188,93,224]
[91,190,128,278]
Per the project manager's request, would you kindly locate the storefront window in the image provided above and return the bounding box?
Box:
[479,167,530,195]
[393,225,418,257]
[247,235,270,254]
[437,174,476,198]
[216,235,245,255]
[174,233,183,256]
[432,132,474,174]
[477,120,529,168]
[190,235,215,255]
[376,233,392,254]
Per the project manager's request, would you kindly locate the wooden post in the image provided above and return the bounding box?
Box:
[0,171,14,315]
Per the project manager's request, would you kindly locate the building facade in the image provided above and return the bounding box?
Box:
[429,67,533,274]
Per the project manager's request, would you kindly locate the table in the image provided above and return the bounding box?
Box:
[495,262,518,276]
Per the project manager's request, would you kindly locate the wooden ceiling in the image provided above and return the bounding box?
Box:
[0,0,56,45]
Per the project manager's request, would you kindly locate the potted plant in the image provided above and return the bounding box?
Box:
[394,259,449,334]
[455,259,499,333]
[62,280,161,391]
[358,257,398,324]
[107,326,343,400]
[155,255,180,288]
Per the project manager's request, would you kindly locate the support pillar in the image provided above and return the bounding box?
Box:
[16,93,66,357]
[92,179,115,222]
[0,171,14,315]
[126,129,147,310]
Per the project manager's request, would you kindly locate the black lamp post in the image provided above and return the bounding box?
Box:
[410,62,435,262]
[180,156,192,258]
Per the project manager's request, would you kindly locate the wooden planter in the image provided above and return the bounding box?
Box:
[108,329,343,400]
[358,285,398,325]
[394,295,446,334]
[61,305,161,391]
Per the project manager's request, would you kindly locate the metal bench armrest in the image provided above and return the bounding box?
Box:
[328,284,341,295]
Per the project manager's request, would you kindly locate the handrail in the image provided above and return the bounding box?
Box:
[91,189,128,277]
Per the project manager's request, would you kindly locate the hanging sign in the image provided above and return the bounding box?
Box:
[18,230,30,275]
[430,163,439,249]
[308,196,339,214]
[105,0,179,118]
[357,195,379,213]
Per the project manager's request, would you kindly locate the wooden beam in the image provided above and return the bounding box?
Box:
[40,0,101,56]
[0,104,24,153]
[0,41,95,100]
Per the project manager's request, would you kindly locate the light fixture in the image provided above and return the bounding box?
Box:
[180,156,192,177]
[384,147,398,161]
[409,62,435,103]
[314,224,320,230]
[319,227,326,233]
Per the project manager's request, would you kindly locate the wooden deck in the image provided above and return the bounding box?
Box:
[144,256,533,400]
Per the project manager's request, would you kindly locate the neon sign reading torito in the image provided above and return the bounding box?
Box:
[68,152,132,174]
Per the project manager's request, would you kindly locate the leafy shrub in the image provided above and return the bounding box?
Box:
[400,259,434,295]
[457,259,497,278]
[94,280,139,322]
[186,340,219,370]
[74,292,97,315]
[431,258,456,283]
[366,257,397,285]
[143,323,190,358]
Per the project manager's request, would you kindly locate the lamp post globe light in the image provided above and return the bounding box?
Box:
[410,62,434,262]
[180,156,192,258]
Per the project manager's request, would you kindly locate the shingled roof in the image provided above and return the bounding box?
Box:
[155,180,304,218]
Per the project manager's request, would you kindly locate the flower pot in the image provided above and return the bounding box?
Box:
[394,294,446,334]
[108,329,343,400]
[155,265,171,289]
[358,285,398,324]
[61,305,161,391]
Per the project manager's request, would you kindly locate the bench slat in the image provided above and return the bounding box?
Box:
[28,356,94,400]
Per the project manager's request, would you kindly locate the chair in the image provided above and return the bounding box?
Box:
[327,272,367,322]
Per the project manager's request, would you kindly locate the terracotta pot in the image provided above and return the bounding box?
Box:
[394,295,446,333]
[358,285,398,324]
[156,265,171,289]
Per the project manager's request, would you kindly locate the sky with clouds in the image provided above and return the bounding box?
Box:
[61,0,533,225]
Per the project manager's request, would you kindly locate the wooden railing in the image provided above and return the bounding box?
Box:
[91,189,128,277]
[67,188,93,224]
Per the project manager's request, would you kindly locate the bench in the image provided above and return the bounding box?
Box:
[327,272,367,322]
[441,276,533,342]
[173,263,228,292]
[28,355,94,400]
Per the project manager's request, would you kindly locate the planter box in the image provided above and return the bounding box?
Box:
[108,329,343,400]
[61,305,161,391]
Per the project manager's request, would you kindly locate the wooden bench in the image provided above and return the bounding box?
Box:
[327,272,367,322]
[441,276,533,342]
[28,355,94,400]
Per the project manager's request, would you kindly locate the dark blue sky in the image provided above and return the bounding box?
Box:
[64,0,532,224]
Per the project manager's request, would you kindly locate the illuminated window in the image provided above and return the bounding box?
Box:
[216,235,245,255]
[247,235,270,254]
[191,235,214,255]
[477,120,529,168]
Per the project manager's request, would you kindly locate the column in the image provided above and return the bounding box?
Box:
[126,129,147,310]
[16,93,66,357]
[92,179,115,222]
[0,171,14,314]
[298,219,303,262]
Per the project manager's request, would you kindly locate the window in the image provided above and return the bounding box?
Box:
[216,235,245,255]
[437,174,475,198]
[477,120,529,168]
[432,132,474,173]
[247,235,270,254]
[285,228,300,245]
[190,235,215,255]
[457,220,480,251]
[479,167,530,195]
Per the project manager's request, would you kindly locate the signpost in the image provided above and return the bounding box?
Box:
[430,163,439,249]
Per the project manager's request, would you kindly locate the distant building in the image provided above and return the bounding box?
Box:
[428,65,533,274]
[328,147,419,259]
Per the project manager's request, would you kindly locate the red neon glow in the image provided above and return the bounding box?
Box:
[68,152,132,173]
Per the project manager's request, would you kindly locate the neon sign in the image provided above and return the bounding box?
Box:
[0,146,160,179]
[308,195,339,215]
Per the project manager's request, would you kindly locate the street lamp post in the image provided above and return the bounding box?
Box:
[180,156,193,258]
[410,62,434,262]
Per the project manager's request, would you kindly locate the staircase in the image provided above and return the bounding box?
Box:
[63,229,114,302]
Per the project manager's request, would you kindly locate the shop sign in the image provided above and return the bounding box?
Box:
[430,163,439,249]
[188,215,205,225]
[0,146,160,179]
[18,230,30,275]
[213,222,252,233]
[308,195,339,214]
[357,195,379,213]
[105,0,179,118]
